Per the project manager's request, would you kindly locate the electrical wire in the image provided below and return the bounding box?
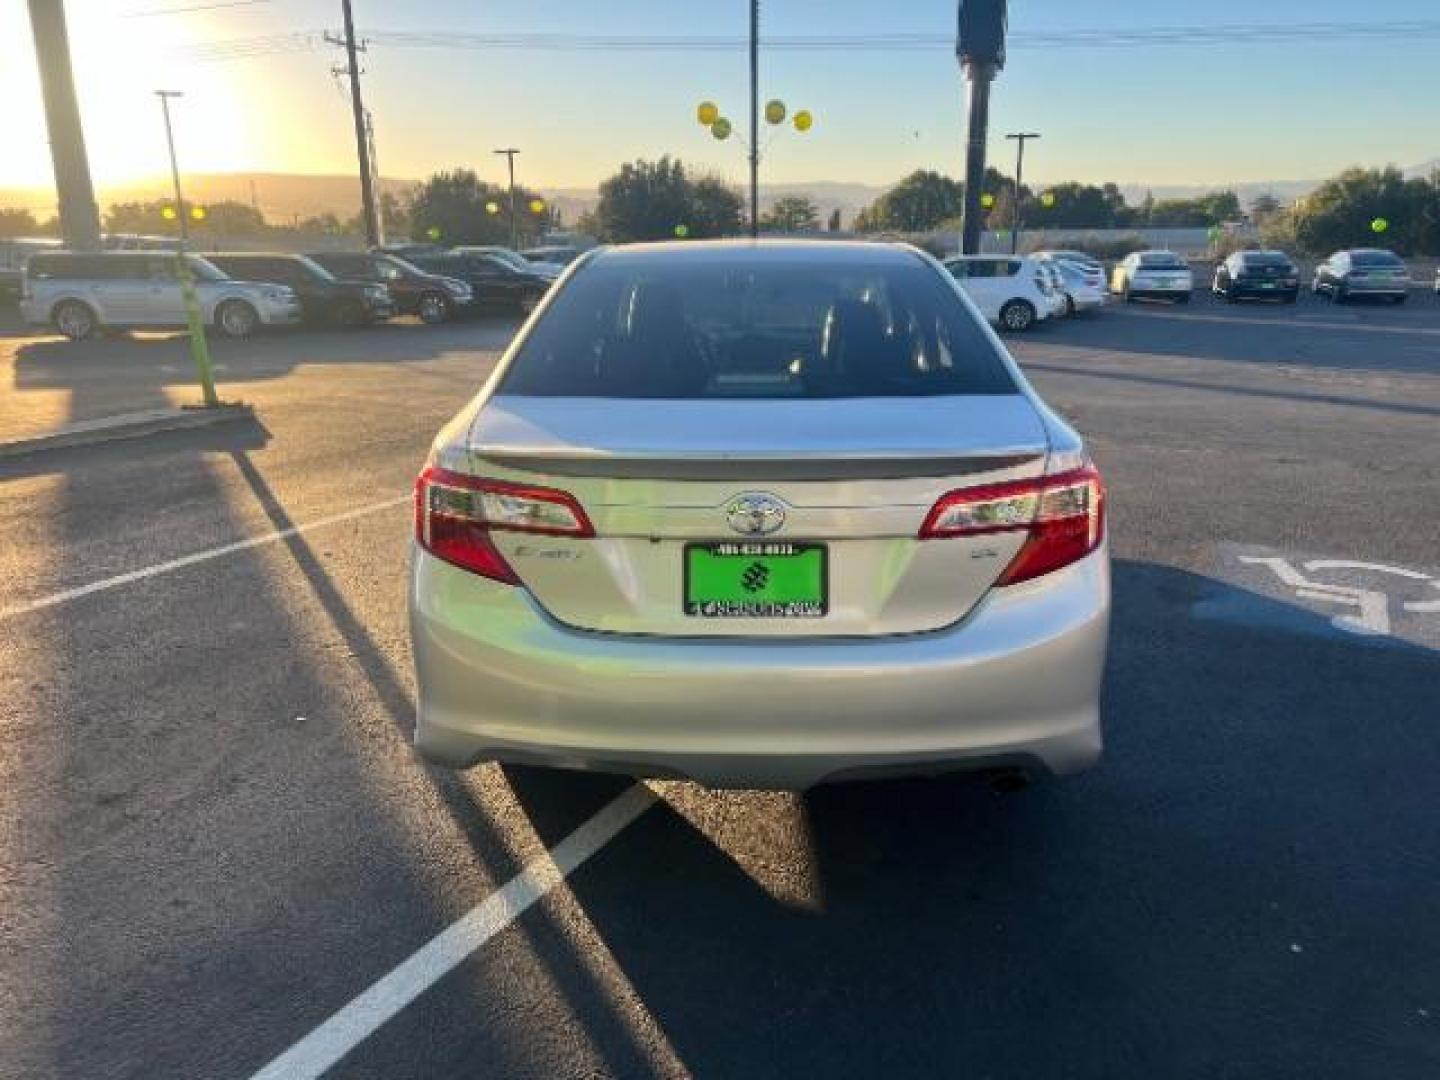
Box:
[171,20,1440,63]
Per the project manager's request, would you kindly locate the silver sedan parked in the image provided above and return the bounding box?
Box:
[410,241,1110,789]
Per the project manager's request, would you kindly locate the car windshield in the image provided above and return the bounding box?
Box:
[499,254,1016,399]
[187,255,228,282]
[1352,251,1403,267]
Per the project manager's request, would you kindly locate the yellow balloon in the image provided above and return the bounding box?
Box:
[711,117,732,141]
[674,224,690,238]
[697,101,719,126]
[485,201,501,215]
[529,198,546,214]
[765,100,786,125]
[793,110,813,132]
[980,193,996,209]
[161,205,177,220]
[426,225,442,240]
[190,205,206,220]
[1040,192,1056,208]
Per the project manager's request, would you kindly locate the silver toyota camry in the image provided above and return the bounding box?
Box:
[409,241,1109,789]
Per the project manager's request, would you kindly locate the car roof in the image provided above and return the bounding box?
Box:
[588,239,926,269]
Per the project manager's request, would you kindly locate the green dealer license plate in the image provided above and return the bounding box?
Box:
[684,542,828,618]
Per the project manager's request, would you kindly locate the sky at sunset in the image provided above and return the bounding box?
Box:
[3,0,1438,200]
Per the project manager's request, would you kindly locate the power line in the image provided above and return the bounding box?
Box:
[171,20,1440,62]
[126,0,271,17]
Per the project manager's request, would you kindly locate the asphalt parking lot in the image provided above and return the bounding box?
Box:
[2,287,1438,1078]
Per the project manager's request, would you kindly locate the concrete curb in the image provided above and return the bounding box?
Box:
[0,402,256,459]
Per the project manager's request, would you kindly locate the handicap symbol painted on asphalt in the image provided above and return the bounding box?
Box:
[1202,543,1440,651]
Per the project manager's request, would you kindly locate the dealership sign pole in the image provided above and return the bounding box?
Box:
[957,0,1007,256]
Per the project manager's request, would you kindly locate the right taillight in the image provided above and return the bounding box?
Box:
[415,465,593,584]
[919,465,1105,585]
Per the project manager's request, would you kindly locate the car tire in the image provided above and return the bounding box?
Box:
[417,291,450,324]
[999,299,1037,333]
[215,299,259,339]
[53,299,97,341]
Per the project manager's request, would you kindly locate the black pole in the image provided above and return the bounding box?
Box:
[959,64,993,256]
[1011,136,1023,253]
[494,148,520,249]
[157,92,189,245]
[340,0,378,248]
[748,0,759,238]
[27,0,100,250]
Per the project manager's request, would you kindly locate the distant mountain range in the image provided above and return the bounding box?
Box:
[3,159,1435,226]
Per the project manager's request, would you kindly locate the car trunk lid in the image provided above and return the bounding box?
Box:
[462,395,1051,637]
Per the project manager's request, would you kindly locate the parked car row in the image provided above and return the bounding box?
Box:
[941,252,1108,332]
[14,243,563,340]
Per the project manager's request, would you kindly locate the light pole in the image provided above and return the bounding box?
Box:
[957,0,1008,255]
[155,90,219,408]
[493,147,520,249]
[1005,131,1039,254]
[748,0,759,238]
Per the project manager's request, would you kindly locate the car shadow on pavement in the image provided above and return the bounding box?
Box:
[3,317,520,441]
[495,560,1439,1079]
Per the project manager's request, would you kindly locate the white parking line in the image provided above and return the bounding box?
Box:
[0,495,410,622]
[247,783,657,1080]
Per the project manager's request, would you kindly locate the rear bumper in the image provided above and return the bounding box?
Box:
[409,545,1110,789]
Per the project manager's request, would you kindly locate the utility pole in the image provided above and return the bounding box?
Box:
[1005,132,1039,254]
[326,0,378,248]
[27,0,100,249]
[494,148,520,250]
[956,0,1007,255]
[748,0,760,239]
[365,108,384,246]
[156,90,219,408]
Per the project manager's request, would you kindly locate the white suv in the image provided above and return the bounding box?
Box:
[942,255,1055,332]
[21,250,302,340]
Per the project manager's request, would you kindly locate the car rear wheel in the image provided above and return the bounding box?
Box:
[53,299,96,341]
[215,299,259,339]
[417,291,450,324]
[999,299,1037,332]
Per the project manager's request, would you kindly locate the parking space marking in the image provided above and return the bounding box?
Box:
[247,782,657,1080]
[0,495,410,622]
[1203,543,1440,649]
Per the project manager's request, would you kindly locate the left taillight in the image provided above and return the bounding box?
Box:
[414,465,594,583]
[919,465,1105,585]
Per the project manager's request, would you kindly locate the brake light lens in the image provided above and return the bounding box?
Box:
[919,465,1104,585]
[414,465,593,583]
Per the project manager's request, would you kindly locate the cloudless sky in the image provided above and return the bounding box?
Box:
[2,0,1437,198]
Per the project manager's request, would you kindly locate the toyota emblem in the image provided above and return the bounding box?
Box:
[725,493,787,536]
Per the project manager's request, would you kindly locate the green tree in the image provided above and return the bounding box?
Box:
[1289,166,1428,255]
[1249,193,1282,222]
[1149,190,1242,227]
[409,168,544,246]
[593,157,741,242]
[761,194,820,233]
[380,190,409,238]
[105,198,265,236]
[689,173,745,238]
[0,208,41,238]
[827,208,842,232]
[855,170,964,232]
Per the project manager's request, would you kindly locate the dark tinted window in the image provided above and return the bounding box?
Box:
[499,255,1017,399]
[28,253,130,279]
[1139,253,1187,269]
[1352,251,1403,268]
[311,252,370,277]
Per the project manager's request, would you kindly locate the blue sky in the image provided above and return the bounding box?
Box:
[3,0,1437,191]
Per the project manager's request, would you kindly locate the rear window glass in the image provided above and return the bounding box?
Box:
[1139,254,1186,269]
[1352,251,1403,268]
[498,255,1018,399]
[1242,253,1293,267]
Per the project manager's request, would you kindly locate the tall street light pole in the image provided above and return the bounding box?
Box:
[748,0,760,238]
[156,90,219,408]
[493,148,520,249]
[956,0,1007,256]
[1006,131,1039,254]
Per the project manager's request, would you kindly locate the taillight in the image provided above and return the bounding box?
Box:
[919,465,1104,585]
[414,465,593,583]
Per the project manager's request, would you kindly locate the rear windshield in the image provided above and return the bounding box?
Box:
[1242,252,1293,267]
[1139,254,1186,269]
[498,256,1017,399]
[1352,251,1403,268]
